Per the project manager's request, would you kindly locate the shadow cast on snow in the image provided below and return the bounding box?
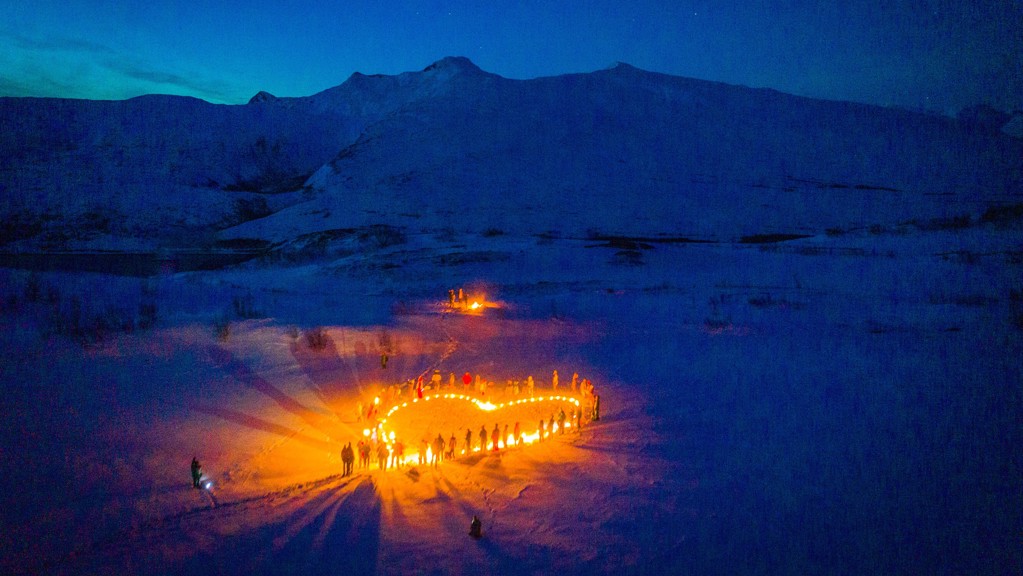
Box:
[207,345,343,441]
[173,479,383,576]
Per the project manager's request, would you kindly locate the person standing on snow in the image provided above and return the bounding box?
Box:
[514,421,522,446]
[433,434,445,466]
[479,425,488,452]
[341,443,354,477]
[557,408,567,434]
[393,440,405,469]
[469,515,482,538]
[191,457,203,488]
[593,394,601,421]
[465,428,473,454]
[492,424,501,451]
[448,433,457,459]
[538,419,546,442]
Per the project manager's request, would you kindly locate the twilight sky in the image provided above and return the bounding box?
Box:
[1,1,1020,114]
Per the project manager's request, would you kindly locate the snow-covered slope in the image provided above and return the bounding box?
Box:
[0,56,1021,575]
[2,57,1020,251]
[0,57,494,250]
[291,61,1021,242]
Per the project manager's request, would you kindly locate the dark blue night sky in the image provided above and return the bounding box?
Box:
[2,0,1020,114]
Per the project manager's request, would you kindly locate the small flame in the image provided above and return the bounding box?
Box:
[470,301,481,310]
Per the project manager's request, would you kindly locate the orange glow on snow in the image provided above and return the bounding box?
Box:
[356,392,585,474]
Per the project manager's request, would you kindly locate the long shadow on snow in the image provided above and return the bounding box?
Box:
[289,332,357,404]
[208,345,343,440]
[175,478,382,576]
[189,403,336,452]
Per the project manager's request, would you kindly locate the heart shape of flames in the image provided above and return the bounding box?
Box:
[365,393,583,461]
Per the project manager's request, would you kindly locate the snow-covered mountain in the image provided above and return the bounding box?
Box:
[2,57,1021,575]
[1,55,1020,252]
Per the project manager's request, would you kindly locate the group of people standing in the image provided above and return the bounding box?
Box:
[341,438,408,475]
[363,368,600,420]
[448,287,472,309]
[344,368,602,477]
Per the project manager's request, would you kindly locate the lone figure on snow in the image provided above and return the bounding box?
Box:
[190,457,202,488]
[469,515,483,539]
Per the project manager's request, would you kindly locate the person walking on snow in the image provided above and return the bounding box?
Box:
[191,457,202,488]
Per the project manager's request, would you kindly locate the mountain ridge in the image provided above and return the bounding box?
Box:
[0,57,1019,252]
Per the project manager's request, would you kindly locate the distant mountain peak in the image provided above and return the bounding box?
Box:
[606,61,639,71]
[422,56,483,75]
[248,91,278,104]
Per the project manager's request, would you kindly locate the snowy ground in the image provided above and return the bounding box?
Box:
[1,223,1020,575]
